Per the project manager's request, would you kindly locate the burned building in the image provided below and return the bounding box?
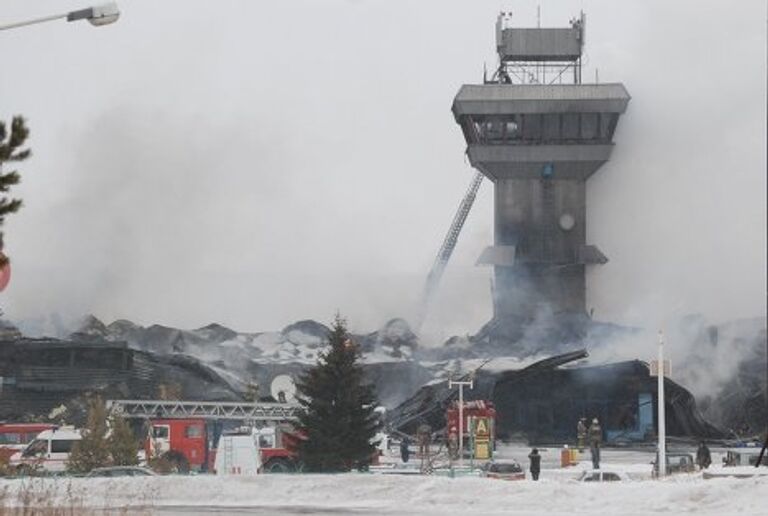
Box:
[390,352,725,443]
[0,337,241,423]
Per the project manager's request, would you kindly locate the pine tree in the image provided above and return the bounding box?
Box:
[0,116,31,268]
[108,414,139,466]
[67,396,110,473]
[296,314,380,472]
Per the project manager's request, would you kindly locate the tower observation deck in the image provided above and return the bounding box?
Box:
[452,13,630,335]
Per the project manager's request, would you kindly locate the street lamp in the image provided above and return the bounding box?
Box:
[449,373,474,469]
[0,3,120,32]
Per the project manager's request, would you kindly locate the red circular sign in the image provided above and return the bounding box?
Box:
[0,254,11,292]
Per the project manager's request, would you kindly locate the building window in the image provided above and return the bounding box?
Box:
[562,113,580,140]
[184,425,203,439]
[542,114,560,141]
[522,114,542,140]
[580,113,599,139]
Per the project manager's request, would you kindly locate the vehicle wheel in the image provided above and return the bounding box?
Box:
[161,451,190,474]
[263,458,293,473]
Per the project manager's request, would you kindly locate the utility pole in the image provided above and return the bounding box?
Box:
[657,330,667,477]
[756,319,767,467]
[449,376,474,469]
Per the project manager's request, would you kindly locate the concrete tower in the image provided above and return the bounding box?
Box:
[452,13,630,336]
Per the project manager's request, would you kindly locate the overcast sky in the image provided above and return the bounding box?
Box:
[0,0,765,338]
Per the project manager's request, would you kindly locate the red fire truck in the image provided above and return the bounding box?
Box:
[107,400,302,474]
[0,423,57,462]
[445,400,497,447]
[146,418,301,473]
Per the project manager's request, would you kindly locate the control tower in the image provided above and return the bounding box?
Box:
[452,13,630,335]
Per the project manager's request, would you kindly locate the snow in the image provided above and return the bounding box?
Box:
[2,445,766,514]
[0,471,765,515]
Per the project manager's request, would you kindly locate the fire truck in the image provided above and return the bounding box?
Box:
[107,400,302,474]
[445,400,497,456]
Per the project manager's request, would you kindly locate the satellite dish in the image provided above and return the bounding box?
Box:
[270,375,297,404]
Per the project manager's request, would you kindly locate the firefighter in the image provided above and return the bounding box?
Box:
[528,448,541,480]
[588,418,602,469]
[447,426,459,461]
[577,418,587,450]
[400,436,411,463]
[417,422,432,457]
[696,441,711,470]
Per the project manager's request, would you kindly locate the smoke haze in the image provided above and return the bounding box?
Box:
[0,1,764,341]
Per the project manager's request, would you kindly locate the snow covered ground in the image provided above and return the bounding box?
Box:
[0,471,766,515]
[1,446,765,515]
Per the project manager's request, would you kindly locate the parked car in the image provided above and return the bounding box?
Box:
[9,426,82,474]
[722,448,768,467]
[482,461,525,480]
[652,452,696,477]
[578,469,631,482]
[87,466,157,478]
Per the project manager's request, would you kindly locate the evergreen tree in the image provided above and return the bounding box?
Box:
[67,396,110,473]
[0,116,31,267]
[108,414,139,466]
[296,314,380,472]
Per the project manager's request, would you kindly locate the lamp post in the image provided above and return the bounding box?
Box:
[0,3,120,31]
[449,374,474,469]
[657,330,667,478]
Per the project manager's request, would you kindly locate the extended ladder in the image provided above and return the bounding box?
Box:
[415,172,484,332]
[106,399,300,422]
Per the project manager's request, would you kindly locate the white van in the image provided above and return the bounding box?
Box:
[9,426,82,473]
[214,428,263,476]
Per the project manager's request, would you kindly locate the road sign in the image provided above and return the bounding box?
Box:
[650,359,671,377]
[475,417,489,437]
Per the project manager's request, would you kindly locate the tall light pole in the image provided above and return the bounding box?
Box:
[0,3,120,32]
[449,374,474,469]
[657,330,667,478]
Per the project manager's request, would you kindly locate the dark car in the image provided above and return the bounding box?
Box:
[86,466,157,478]
[482,461,525,480]
[652,452,696,477]
[578,469,631,482]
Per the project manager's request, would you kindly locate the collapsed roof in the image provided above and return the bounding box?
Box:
[389,350,725,444]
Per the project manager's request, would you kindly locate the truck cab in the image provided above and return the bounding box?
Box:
[146,418,207,473]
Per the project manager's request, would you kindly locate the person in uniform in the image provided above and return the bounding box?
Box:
[528,448,541,480]
[417,422,432,457]
[696,441,711,470]
[577,418,587,451]
[447,426,459,461]
[399,436,411,463]
[588,418,602,469]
